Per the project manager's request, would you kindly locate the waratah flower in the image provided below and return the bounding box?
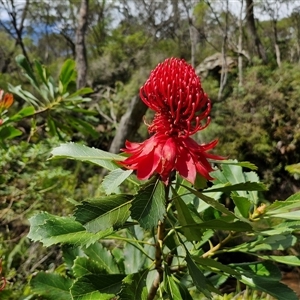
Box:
[119,58,223,184]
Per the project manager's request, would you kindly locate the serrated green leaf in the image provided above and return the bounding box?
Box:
[202,181,266,193]
[50,143,124,171]
[73,257,107,278]
[31,272,72,300]
[210,159,258,170]
[74,194,133,232]
[123,232,149,274]
[232,262,298,300]
[286,164,300,175]
[185,252,219,298]
[264,194,300,220]
[164,268,182,300]
[102,169,135,194]
[211,163,256,199]
[119,270,148,300]
[192,257,239,276]
[173,191,203,241]
[177,282,193,300]
[28,212,113,247]
[62,245,83,274]
[234,261,281,279]
[71,274,126,300]
[84,243,119,274]
[258,255,300,266]
[131,179,166,230]
[233,234,297,252]
[269,211,300,220]
[231,195,252,219]
[180,219,252,232]
[183,186,235,218]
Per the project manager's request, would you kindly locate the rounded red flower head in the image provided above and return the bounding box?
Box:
[119,58,223,184]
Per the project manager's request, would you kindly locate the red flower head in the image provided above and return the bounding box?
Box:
[119,58,223,184]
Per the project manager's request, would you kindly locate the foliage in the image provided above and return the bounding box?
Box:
[209,63,300,200]
[6,55,98,141]
[1,1,300,298]
[0,138,81,299]
[23,143,300,299]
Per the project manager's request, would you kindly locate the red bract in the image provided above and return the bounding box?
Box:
[120,133,222,184]
[120,58,223,184]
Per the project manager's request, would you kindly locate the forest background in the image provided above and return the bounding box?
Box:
[1,0,300,299]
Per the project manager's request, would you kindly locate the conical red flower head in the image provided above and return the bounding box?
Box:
[119,58,224,184]
[140,58,210,137]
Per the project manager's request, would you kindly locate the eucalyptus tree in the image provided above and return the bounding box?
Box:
[245,0,267,63]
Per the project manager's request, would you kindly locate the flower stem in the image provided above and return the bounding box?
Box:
[147,220,165,300]
[147,183,171,300]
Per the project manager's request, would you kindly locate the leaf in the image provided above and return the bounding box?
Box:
[173,190,203,241]
[68,117,99,139]
[233,234,297,252]
[286,163,300,175]
[102,169,135,194]
[59,59,76,92]
[31,272,72,300]
[123,232,149,274]
[9,106,35,121]
[73,257,107,278]
[192,257,239,276]
[258,255,300,266]
[231,195,252,219]
[265,193,300,220]
[67,87,94,98]
[131,179,166,230]
[180,219,252,232]
[83,243,120,274]
[177,282,193,300]
[74,194,133,232]
[268,211,300,220]
[202,182,266,193]
[71,274,126,300]
[50,143,125,171]
[28,212,113,247]
[34,60,48,86]
[8,84,40,107]
[119,270,148,300]
[232,262,298,300]
[164,268,182,300]
[183,186,236,218]
[185,252,219,298]
[0,126,22,140]
[210,159,258,170]
[211,163,253,199]
[15,54,39,87]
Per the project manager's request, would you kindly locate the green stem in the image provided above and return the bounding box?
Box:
[147,183,171,300]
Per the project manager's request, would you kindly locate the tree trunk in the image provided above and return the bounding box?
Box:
[238,0,244,86]
[75,0,89,89]
[273,19,281,67]
[245,0,267,64]
[109,95,148,154]
[218,0,229,100]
